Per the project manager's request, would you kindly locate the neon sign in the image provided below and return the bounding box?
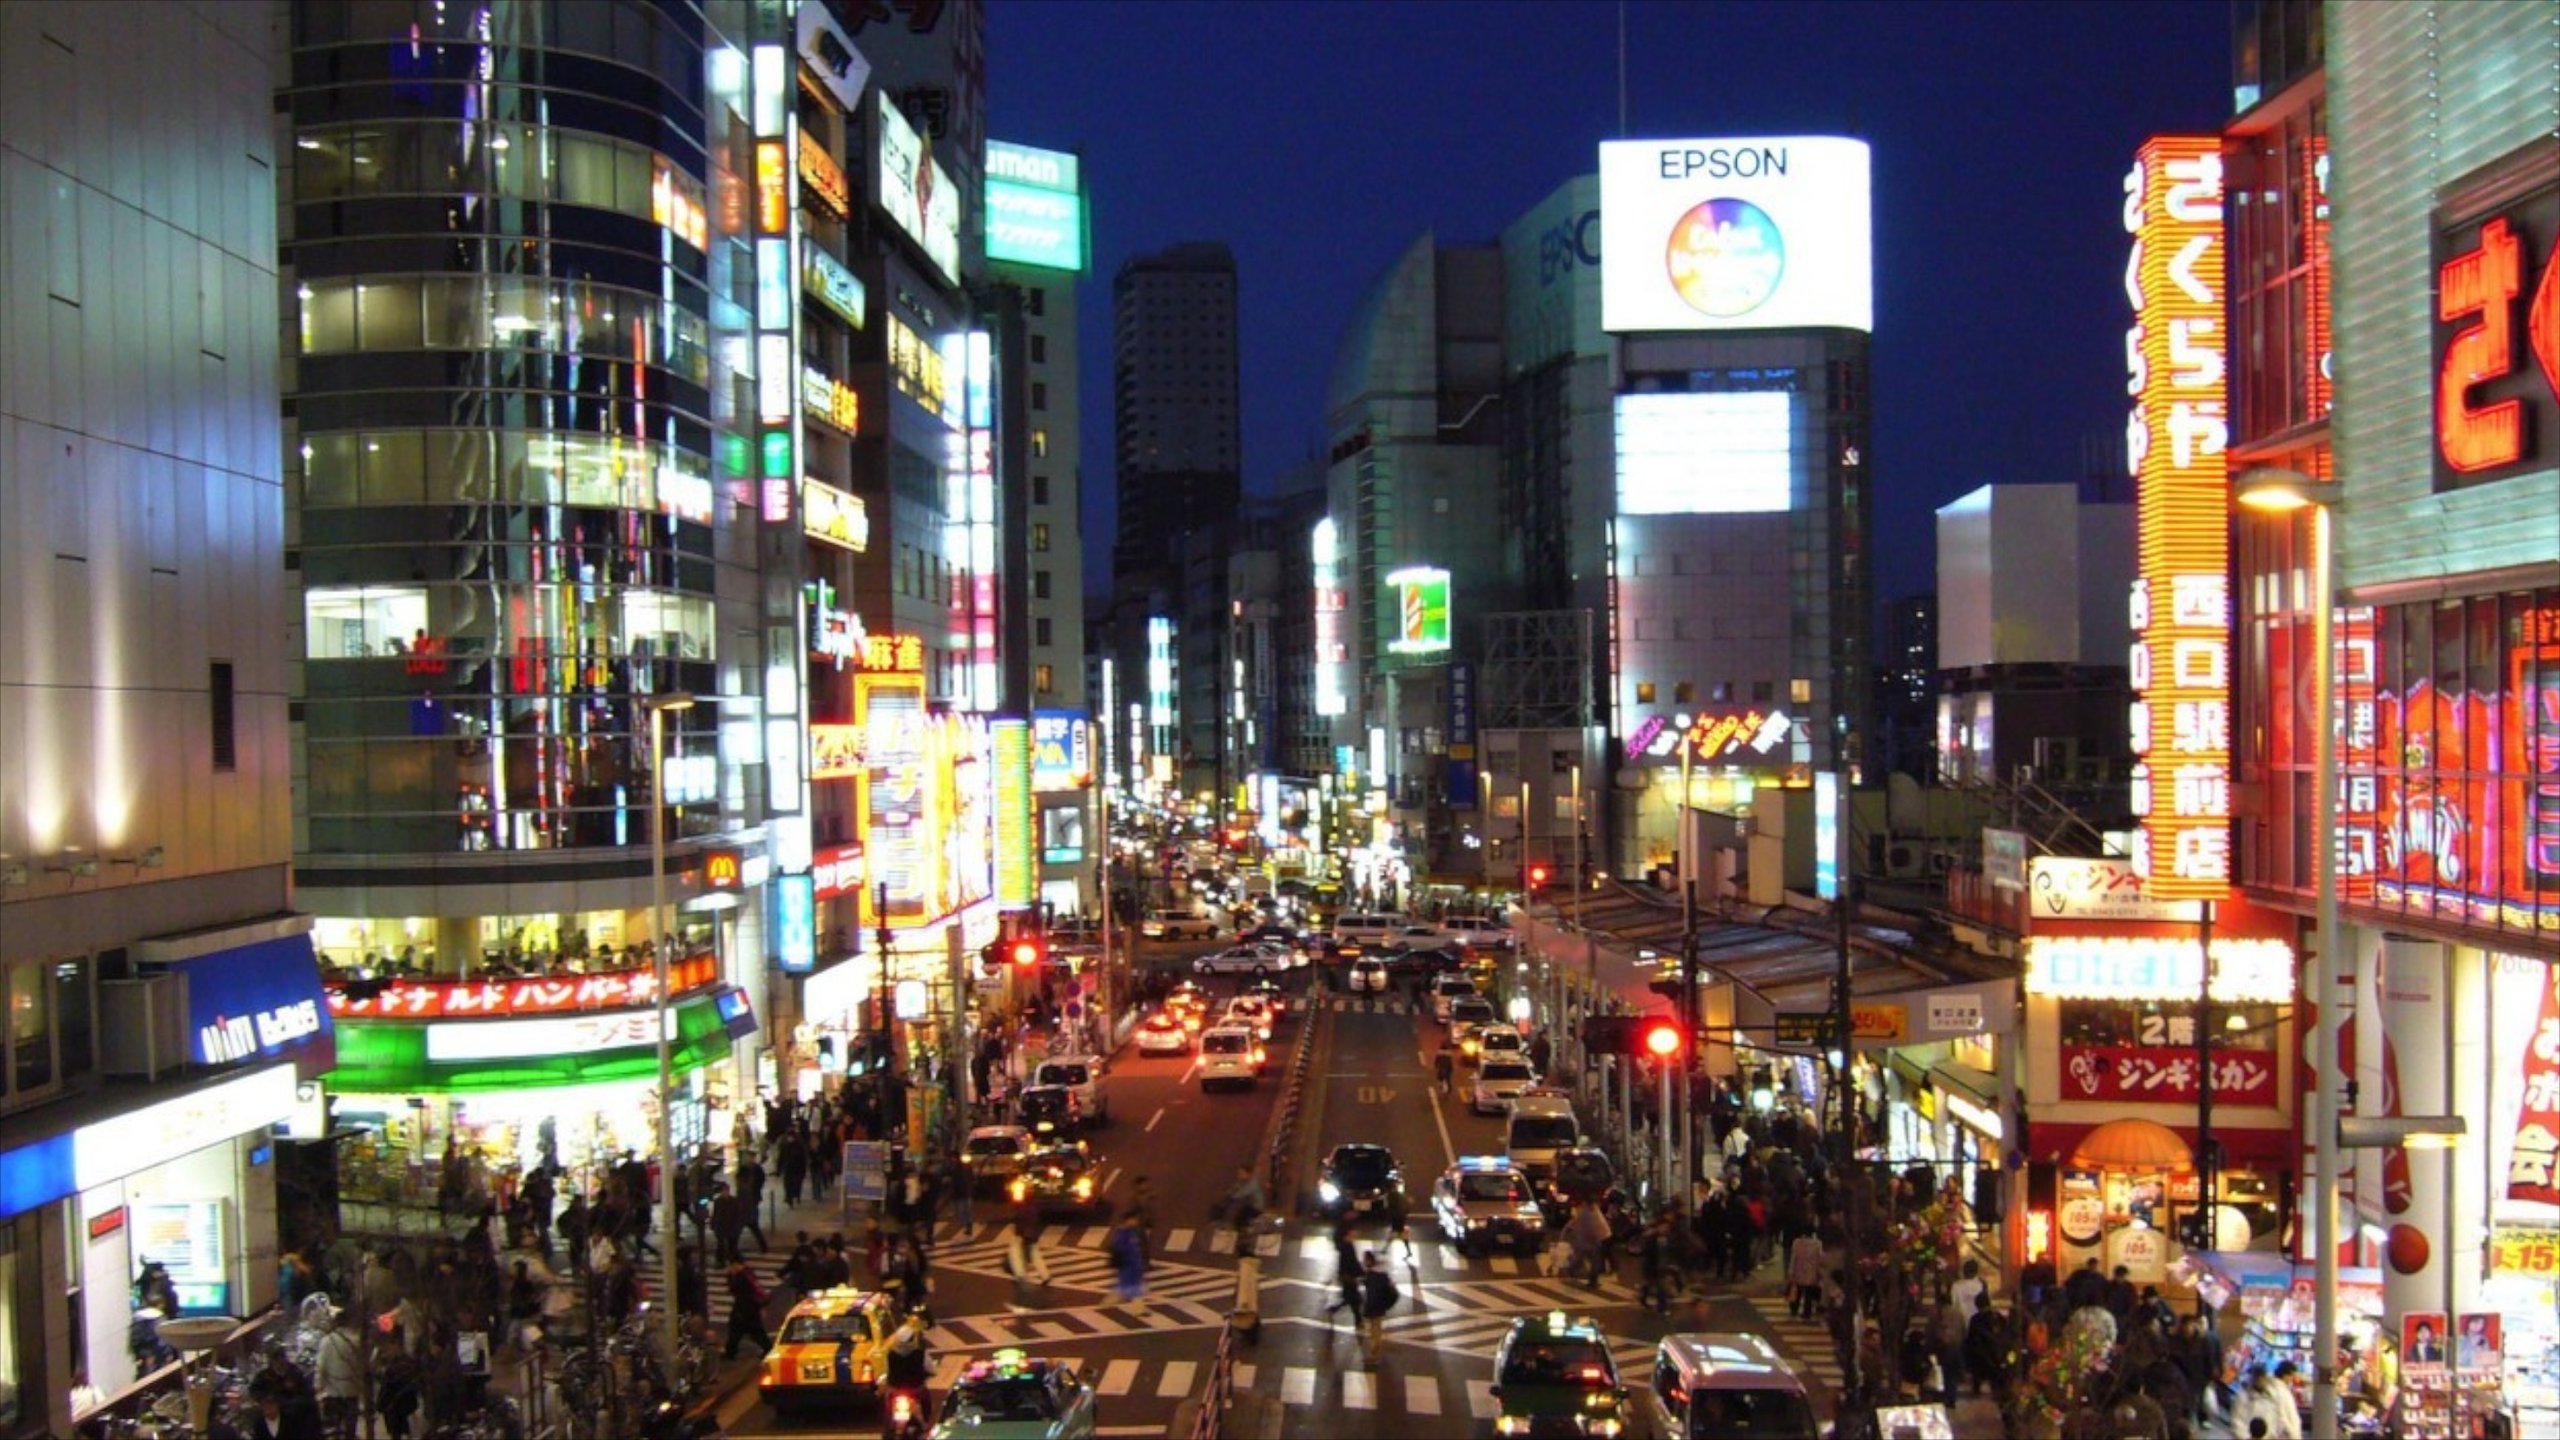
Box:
[2432,176,2559,490]
[2123,136,2230,901]
[811,723,863,780]
[805,579,863,670]
[327,953,718,1020]
[860,632,926,674]
[1385,566,1451,655]
[802,478,869,552]
[2024,934,2294,1004]
[802,367,861,435]
[755,140,789,234]
[796,137,849,218]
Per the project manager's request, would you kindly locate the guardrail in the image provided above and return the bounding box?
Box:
[1191,1315,1240,1440]
[1264,989,1322,1205]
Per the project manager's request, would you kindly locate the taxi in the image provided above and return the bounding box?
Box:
[961,1125,1035,1196]
[1163,984,1212,1034]
[1491,1309,1629,1436]
[929,1348,1097,1439]
[760,1286,896,1412]
[1134,1011,1193,1055]
[1006,1144,1110,1220]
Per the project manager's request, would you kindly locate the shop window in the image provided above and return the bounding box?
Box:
[11,962,52,1096]
[304,586,430,660]
[1035,664,1054,695]
[210,662,236,771]
[558,132,622,212]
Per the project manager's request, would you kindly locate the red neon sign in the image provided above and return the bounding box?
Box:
[327,952,718,1021]
[2432,177,2560,490]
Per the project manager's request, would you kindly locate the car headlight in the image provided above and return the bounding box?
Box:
[1073,1176,1094,1198]
[1318,1180,1341,1203]
[1494,1417,1533,1436]
[1008,1178,1027,1201]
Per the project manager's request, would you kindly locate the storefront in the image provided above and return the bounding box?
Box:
[322,961,754,1212]
[2174,1252,2387,1420]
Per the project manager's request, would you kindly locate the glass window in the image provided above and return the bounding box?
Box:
[428,430,491,501]
[296,129,352,199]
[305,585,431,659]
[11,962,53,1094]
[357,280,423,350]
[362,431,426,504]
[558,133,620,211]
[423,276,484,349]
[54,957,91,1079]
[554,0,613,56]
[302,433,361,507]
[616,141,653,217]
[302,281,356,353]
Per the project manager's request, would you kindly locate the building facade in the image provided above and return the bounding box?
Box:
[1110,241,1240,583]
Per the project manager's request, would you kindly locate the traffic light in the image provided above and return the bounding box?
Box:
[1009,937,1043,968]
[1637,1016,1687,1060]
[1526,862,1551,893]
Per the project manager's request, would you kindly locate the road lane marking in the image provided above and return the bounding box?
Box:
[1467,1379,1498,1418]
[1156,1359,1197,1397]
[1096,1358,1140,1396]
[1404,1375,1441,1414]
[1166,1227,1196,1253]
[1298,1236,1333,1262]
[1209,1229,1237,1254]
[1254,1231,1282,1257]
[1426,1076,1457,1168]
[1488,1254,1519,1274]
[1146,1107,1165,1132]
[1340,1370,1376,1409]
[932,1353,972,1388]
[1234,1362,1256,1391]
[1281,1367,1316,1405]
[1097,1166,1121,1195]
[1031,1319,1075,1338]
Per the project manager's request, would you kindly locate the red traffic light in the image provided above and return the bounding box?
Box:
[1639,1018,1685,1058]
[1009,940,1042,967]
[1527,863,1551,889]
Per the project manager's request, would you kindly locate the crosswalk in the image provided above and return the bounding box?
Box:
[1315,993,1420,1013]
[928,1231,1243,1306]
[1746,1295,1846,1393]
[925,1293,1232,1355]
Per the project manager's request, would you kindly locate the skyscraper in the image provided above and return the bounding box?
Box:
[1112,241,1240,580]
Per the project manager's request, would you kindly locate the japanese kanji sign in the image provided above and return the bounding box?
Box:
[326,952,718,1021]
[2061,1043,2276,1108]
[2507,963,2560,1206]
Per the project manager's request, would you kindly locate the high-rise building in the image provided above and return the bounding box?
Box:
[1112,241,1240,581]
[0,4,335,1426]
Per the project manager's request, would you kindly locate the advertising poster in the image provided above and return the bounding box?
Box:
[2403,1310,2451,1375]
[135,1200,229,1313]
[2456,1312,2502,1373]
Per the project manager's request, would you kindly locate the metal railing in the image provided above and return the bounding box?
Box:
[1264,991,1322,1204]
[1191,1317,1240,1440]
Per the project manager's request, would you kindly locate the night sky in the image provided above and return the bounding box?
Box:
[985,0,2235,606]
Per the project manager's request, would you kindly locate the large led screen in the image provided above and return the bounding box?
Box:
[1613,392,1795,514]
[877,93,961,286]
[1599,136,1873,333]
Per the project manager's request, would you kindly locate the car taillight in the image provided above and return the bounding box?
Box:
[891,1393,917,1422]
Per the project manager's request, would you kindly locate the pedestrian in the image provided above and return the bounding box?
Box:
[709,1182,744,1264]
[503,1260,545,1355]
[244,1371,325,1440]
[1221,1165,1264,1242]
[1637,1215,1676,1313]
[779,1133,808,1207]
[722,1256,773,1359]
[1326,1218,1361,1326]
[1566,1199,1612,1289]
[1963,1291,2010,1399]
[735,1153,769,1251]
[1433,1047,1455,1093]
[1787,1227,1826,1319]
[1108,1213,1149,1307]
[1356,1250,1399,1366]
[313,1308,363,1440]
[1004,1211,1051,1314]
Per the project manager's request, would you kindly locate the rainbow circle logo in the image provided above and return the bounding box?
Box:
[1664,197,1785,317]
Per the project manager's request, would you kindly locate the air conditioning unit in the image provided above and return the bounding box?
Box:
[101,975,187,1081]
[1884,842,1926,879]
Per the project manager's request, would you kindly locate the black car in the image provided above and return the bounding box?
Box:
[1014,1084,1084,1147]
[1316,1143,1406,1220]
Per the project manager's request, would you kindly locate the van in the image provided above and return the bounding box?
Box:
[1505,1095,1581,1181]
[1631,1332,1819,1440]
[1329,913,1408,948]
[1196,1026,1261,1091]
[1430,973,1480,1022]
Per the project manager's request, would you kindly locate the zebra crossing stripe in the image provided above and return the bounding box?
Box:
[1404,1375,1440,1414]
[1341,1370,1376,1410]
[1281,1367,1316,1406]
[1298,1236,1332,1262]
[1165,1227,1196,1253]
[1208,1229,1237,1254]
[931,1354,973,1389]
[1467,1379,1497,1418]
[1030,1319,1076,1339]
[1096,1359,1140,1396]
[1156,1360,1197,1398]
[1254,1232,1283,1258]
[1487,1254,1519,1274]
[1233,1363,1256,1392]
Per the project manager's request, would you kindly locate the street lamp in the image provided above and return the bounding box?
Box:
[2234,466,2337,1429]
[641,691,695,1366]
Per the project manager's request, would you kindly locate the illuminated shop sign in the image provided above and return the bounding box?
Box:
[995,719,1035,907]
[1031,712,1092,792]
[875,92,961,285]
[2123,135,2230,901]
[2431,168,2560,491]
[651,161,708,250]
[426,1009,668,1062]
[794,0,869,112]
[803,367,861,435]
[802,478,869,551]
[811,842,865,902]
[811,723,863,780]
[657,466,713,525]
[2025,856,2202,923]
[797,137,850,218]
[326,953,718,1019]
[2023,934,2293,1004]
[986,138,1087,273]
[1147,617,1175,729]
[758,333,795,423]
[1385,566,1451,655]
[1598,135,1873,333]
[756,140,789,234]
[804,247,867,329]
[702,850,743,889]
[859,632,926,673]
[2059,1043,2277,1108]
[773,872,816,974]
[756,239,792,331]
[1312,519,1347,716]
[805,578,863,670]
[887,317,947,414]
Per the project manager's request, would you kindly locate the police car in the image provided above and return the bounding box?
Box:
[1430,1156,1546,1256]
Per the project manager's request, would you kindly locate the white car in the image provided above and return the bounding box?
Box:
[1032,1056,1109,1126]
[1471,1057,1539,1114]
[1197,1025,1262,1090]
[1348,957,1390,993]
[1143,910,1219,940]
[1223,995,1275,1041]
[1135,1011,1193,1055]
[1192,942,1289,977]
[1473,1026,1529,1068]
[1430,973,1480,1021]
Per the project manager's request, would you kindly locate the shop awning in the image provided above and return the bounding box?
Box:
[2031,1118,2294,1173]
[2069,1118,2193,1169]
[326,989,738,1094]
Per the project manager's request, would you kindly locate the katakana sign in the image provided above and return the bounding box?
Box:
[2060,1043,2276,1107]
[326,952,718,1021]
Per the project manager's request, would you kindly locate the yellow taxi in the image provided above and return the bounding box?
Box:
[760,1286,897,1413]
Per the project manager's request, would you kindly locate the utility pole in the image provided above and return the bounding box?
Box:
[2194,902,2216,1250]
[1830,763,1861,1401]
[874,880,896,1075]
[1097,774,1114,1052]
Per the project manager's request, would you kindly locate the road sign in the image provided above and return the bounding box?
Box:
[1774,1013,1834,1047]
[842,1141,889,1204]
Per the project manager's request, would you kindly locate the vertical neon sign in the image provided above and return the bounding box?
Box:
[2123,136,2230,900]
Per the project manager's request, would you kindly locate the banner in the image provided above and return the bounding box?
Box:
[2507,962,2560,1206]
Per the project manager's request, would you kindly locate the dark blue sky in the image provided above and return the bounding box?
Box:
[985,0,2234,604]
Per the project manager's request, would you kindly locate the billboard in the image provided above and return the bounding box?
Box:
[994,719,1034,907]
[2122,136,2230,901]
[1030,711,1092,792]
[1386,567,1451,655]
[1599,136,1872,333]
[876,91,961,286]
[1614,391,1795,514]
[985,140,1087,272]
[1312,518,1348,715]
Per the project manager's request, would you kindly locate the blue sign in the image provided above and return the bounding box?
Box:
[715,987,758,1040]
[171,934,333,1070]
[773,874,817,974]
[1446,662,1479,810]
[842,1141,889,1205]
[1031,710,1091,792]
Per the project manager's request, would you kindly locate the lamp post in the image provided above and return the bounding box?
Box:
[641,690,695,1367]
[2235,467,2336,1431]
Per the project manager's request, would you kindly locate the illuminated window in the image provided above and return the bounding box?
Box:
[1031,429,1049,459]
[1032,523,1050,553]
[1791,678,1813,704]
[1035,664,1054,694]
[1674,682,1695,704]
[1636,682,1656,703]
